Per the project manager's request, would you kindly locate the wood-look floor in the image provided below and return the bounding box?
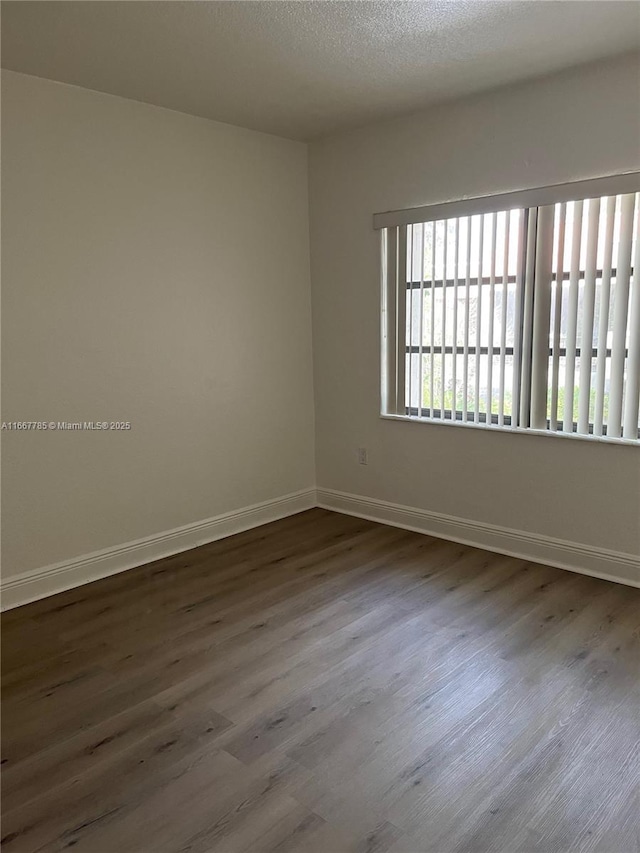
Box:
[1,509,639,853]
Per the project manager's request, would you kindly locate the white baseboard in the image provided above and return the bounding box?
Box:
[3,484,637,610]
[0,488,316,611]
[317,488,640,588]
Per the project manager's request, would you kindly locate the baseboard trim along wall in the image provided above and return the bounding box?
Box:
[0,488,316,611]
[3,485,638,610]
[317,488,640,588]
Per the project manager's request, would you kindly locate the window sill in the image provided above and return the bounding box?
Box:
[379,413,639,446]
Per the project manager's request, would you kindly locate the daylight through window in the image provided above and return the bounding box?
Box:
[380,176,640,442]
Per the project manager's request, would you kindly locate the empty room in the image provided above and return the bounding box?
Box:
[1,1,639,851]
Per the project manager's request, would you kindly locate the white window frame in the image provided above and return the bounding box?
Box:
[378,172,640,445]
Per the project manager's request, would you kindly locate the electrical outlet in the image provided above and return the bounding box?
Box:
[357,447,368,465]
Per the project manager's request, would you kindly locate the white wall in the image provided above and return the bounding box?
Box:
[2,71,315,578]
[3,54,639,589]
[309,54,640,558]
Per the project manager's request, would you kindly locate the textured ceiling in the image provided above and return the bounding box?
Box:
[2,1,639,141]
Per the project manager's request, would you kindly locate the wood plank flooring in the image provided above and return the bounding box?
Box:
[1,508,638,853]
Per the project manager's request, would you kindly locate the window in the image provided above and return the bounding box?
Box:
[379,174,640,443]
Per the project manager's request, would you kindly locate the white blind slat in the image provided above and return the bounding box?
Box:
[418,223,425,417]
[396,225,407,415]
[487,213,497,422]
[452,219,460,421]
[430,221,436,418]
[593,196,616,436]
[577,198,601,434]
[530,205,555,430]
[462,218,472,422]
[407,224,414,412]
[498,211,511,426]
[563,201,584,432]
[608,193,635,438]
[519,210,538,427]
[474,215,485,424]
[622,194,640,439]
[381,228,397,414]
[441,221,448,420]
[550,203,567,431]
[511,209,527,426]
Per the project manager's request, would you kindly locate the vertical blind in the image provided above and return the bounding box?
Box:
[379,174,640,443]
